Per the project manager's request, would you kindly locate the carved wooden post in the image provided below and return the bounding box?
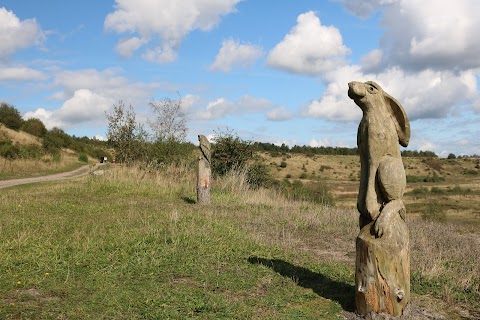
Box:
[348,81,411,317]
[197,135,211,205]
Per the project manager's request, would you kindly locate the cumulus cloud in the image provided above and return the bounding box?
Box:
[210,39,263,72]
[0,7,45,59]
[115,37,147,58]
[52,68,160,102]
[266,106,294,121]
[303,65,477,121]
[266,11,350,75]
[104,0,240,63]
[24,89,114,129]
[26,68,164,129]
[0,66,46,81]
[378,0,480,71]
[195,95,272,120]
[23,108,57,129]
[360,49,383,73]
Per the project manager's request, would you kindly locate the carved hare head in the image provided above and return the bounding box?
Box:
[348,81,410,147]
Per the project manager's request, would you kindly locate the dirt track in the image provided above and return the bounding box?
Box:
[0,163,101,189]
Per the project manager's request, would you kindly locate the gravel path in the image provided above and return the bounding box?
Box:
[0,163,102,189]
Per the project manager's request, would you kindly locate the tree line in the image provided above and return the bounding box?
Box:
[253,141,438,158]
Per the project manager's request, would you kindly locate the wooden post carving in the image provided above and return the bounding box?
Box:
[348,81,411,317]
[197,134,211,205]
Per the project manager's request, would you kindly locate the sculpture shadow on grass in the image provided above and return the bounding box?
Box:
[248,257,355,312]
[181,196,196,204]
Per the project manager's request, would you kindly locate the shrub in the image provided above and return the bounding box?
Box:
[0,102,24,130]
[410,187,429,195]
[406,175,445,183]
[0,141,20,159]
[462,169,478,175]
[22,118,47,137]
[421,203,446,222]
[299,172,307,179]
[246,163,272,189]
[279,161,287,168]
[211,129,253,176]
[78,153,89,163]
[145,140,196,167]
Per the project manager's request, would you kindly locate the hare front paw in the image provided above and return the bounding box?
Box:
[373,211,390,238]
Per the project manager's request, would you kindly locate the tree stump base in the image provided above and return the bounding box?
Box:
[197,157,211,205]
[355,215,410,317]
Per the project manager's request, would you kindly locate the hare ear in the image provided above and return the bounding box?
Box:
[385,93,410,147]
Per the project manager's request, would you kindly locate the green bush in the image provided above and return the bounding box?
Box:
[246,163,272,189]
[0,102,24,130]
[22,118,47,137]
[78,153,89,163]
[0,141,20,159]
[18,144,43,159]
[145,140,196,167]
[279,161,287,168]
[407,175,445,183]
[212,129,253,176]
[421,203,446,222]
[410,187,429,195]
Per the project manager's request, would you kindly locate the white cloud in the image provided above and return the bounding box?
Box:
[24,89,114,129]
[52,68,160,102]
[309,137,350,148]
[357,0,480,71]
[196,95,272,120]
[0,7,45,59]
[360,49,383,72]
[104,0,241,63]
[180,94,201,111]
[210,39,263,72]
[266,106,294,121]
[303,65,478,121]
[337,1,480,72]
[0,66,46,81]
[26,68,165,130]
[266,11,350,75]
[94,135,107,141]
[115,37,147,58]
[58,89,114,124]
[23,108,57,129]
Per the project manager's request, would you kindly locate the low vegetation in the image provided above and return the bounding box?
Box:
[0,163,478,319]
[1,99,479,318]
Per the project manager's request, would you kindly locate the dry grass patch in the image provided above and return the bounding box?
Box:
[0,124,42,146]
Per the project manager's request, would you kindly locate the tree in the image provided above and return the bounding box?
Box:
[447,153,456,159]
[106,101,148,163]
[148,95,188,142]
[0,102,24,130]
[22,118,47,137]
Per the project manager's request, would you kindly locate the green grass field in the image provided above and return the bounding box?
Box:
[0,165,478,319]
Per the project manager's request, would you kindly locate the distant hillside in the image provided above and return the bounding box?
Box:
[0,123,42,146]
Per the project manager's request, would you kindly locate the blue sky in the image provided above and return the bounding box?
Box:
[1,0,479,157]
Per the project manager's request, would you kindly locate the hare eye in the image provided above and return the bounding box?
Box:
[368,86,374,92]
